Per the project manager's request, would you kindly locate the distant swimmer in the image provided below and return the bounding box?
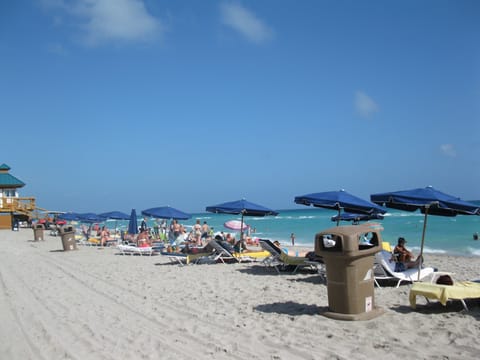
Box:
[474,232,479,241]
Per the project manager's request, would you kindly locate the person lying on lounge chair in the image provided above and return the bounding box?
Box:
[233,239,251,253]
[181,242,214,254]
[392,237,422,271]
[216,239,236,253]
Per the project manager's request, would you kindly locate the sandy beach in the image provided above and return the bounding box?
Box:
[1,229,480,360]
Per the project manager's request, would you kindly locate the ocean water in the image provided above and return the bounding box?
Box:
[108,207,480,257]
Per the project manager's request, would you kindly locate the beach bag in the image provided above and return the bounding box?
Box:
[436,274,454,286]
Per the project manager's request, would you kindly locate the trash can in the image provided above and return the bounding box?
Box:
[315,224,384,321]
[33,223,45,241]
[58,225,77,251]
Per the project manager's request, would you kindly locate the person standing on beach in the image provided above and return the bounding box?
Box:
[201,221,210,240]
[290,233,295,246]
[140,217,148,233]
[193,219,202,246]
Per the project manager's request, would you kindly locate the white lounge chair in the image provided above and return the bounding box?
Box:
[373,250,436,288]
[117,244,155,256]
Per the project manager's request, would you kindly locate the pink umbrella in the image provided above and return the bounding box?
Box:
[224,220,250,231]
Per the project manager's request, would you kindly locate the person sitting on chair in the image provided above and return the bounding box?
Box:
[137,229,151,247]
[100,226,111,246]
[393,237,422,270]
[233,236,251,253]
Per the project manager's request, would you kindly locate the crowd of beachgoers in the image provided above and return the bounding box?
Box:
[61,217,261,253]
[1,227,480,359]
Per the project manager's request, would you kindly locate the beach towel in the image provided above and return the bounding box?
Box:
[409,281,480,309]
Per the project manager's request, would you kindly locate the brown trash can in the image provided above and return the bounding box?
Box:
[315,224,384,321]
[33,223,45,241]
[58,225,77,251]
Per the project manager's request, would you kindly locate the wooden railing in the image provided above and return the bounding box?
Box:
[0,197,36,215]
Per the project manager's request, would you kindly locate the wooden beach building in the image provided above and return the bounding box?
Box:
[0,163,36,229]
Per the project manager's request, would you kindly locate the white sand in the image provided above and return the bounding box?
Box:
[1,229,480,360]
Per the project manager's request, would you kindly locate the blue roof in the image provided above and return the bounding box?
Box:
[0,163,25,187]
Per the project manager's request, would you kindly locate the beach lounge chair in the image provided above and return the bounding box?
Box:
[373,250,436,288]
[209,240,269,263]
[409,274,480,311]
[162,251,217,266]
[117,244,155,256]
[259,239,323,274]
[76,234,92,246]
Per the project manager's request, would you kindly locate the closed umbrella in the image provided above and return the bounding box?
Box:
[128,209,139,235]
[371,186,480,277]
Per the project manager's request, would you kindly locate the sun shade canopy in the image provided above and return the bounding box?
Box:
[206,199,278,217]
[295,190,386,215]
[370,186,479,217]
[141,206,191,220]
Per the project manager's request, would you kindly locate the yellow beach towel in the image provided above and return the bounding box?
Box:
[382,242,392,252]
[279,252,309,265]
[88,238,101,245]
[233,250,270,259]
[409,281,480,308]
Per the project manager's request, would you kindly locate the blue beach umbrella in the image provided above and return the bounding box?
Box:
[78,213,105,223]
[331,212,384,224]
[58,212,82,221]
[206,199,279,240]
[99,211,130,237]
[99,211,130,220]
[294,189,386,225]
[141,206,191,220]
[75,213,105,242]
[371,186,480,265]
[127,209,139,235]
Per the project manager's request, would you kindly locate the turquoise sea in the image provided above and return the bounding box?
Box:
[108,206,480,257]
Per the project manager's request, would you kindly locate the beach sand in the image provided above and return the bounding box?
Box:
[1,229,480,360]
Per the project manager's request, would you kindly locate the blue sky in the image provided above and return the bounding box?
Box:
[1,0,479,213]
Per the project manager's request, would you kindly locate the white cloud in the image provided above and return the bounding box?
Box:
[220,2,273,44]
[42,0,163,46]
[440,144,457,158]
[355,91,379,118]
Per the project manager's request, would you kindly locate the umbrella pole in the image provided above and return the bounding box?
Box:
[114,220,118,244]
[240,212,245,244]
[336,209,341,226]
[417,206,429,280]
